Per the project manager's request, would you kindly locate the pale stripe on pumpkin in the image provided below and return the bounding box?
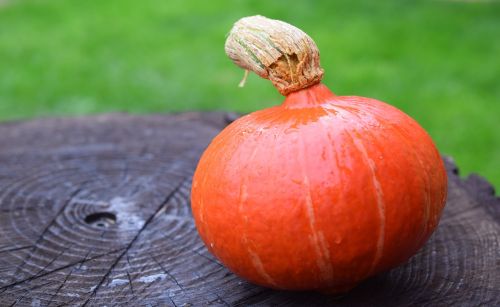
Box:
[248,248,277,286]
[238,138,278,285]
[299,134,334,282]
[350,135,386,273]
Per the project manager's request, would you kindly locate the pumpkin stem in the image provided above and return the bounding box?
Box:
[225,15,324,96]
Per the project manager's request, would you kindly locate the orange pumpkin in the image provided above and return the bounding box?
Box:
[191,16,447,293]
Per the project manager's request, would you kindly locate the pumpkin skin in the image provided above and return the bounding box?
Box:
[191,83,447,293]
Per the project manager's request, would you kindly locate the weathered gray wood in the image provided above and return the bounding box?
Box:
[0,112,498,306]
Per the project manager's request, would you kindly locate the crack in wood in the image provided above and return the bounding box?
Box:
[180,265,233,307]
[151,254,185,292]
[0,245,33,254]
[168,296,178,307]
[47,267,75,307]
[0,247,126,292]
[126,270,135,295]
[81,177,189,306]
[8,187,84,283]
[7,280,60,307]
[37,243,74,275]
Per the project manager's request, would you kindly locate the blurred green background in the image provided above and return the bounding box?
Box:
[0,0,499,188]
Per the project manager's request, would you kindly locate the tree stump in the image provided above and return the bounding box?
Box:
[0,112,498,306]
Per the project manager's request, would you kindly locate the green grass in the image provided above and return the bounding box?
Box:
[0,0,499,188]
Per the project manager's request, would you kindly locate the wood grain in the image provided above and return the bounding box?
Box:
[0,112,498,306]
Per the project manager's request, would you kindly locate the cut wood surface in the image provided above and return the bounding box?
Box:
[0,112,498,306]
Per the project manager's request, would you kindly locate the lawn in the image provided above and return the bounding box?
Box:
[0,0,499,188]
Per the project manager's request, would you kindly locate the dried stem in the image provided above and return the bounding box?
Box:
[225,15,324,96]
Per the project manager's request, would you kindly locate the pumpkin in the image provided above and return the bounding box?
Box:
[191,15,447,293]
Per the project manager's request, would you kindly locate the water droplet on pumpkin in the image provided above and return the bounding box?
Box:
[378,155,383,160]
[334,234,342,244]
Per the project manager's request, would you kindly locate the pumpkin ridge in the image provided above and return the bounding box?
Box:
[236,109,289,287]
[195,113,256,243]
[337,102,431,249]
[344,129,387,274]
[237,137,278,286]
[348,102,438,250]
[298,131,334,283]
[338,104,439,268]
[382,118,433,247]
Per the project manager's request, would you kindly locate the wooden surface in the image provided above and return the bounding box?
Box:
[0,112,498,306]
